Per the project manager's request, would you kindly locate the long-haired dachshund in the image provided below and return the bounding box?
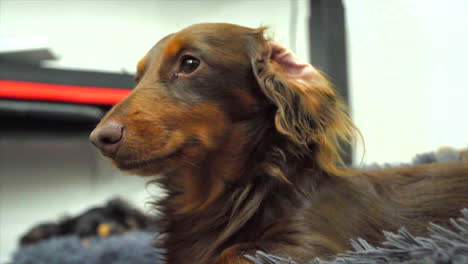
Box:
[90,23,468,264]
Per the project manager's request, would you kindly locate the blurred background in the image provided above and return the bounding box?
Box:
[0,0,466,262]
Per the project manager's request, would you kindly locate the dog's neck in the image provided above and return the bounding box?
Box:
[162,109,320,206]
[160,121,255,214]
[158,113,330,263]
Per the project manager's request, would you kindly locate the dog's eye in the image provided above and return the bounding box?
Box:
[180,56,200,74]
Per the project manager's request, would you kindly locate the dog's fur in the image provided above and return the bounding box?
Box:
[90,23,468,264]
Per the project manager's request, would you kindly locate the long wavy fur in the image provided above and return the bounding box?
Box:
[249,29,358,178]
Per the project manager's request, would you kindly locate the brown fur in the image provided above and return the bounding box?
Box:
[91,23,468,264]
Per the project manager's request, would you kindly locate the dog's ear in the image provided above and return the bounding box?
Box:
[251,41,356,175]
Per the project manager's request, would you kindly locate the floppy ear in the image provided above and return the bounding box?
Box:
[251,41,356,175]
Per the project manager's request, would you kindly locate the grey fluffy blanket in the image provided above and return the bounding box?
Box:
[12,231,165,264]
[12,209,468,264]
[361,146,466,170]
[246,209,468,264]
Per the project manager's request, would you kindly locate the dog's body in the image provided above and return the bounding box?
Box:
[90,23,468,264]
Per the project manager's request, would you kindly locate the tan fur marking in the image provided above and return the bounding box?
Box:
[164,36,185,58]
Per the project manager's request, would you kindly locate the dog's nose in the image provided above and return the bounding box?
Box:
[89,122,124,158]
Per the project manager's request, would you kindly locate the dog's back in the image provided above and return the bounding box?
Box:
[366,161,468,228]
[290,161,468,259]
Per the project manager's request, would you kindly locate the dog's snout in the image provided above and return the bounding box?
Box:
[89,122,124,158]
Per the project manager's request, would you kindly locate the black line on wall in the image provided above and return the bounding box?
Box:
[309,0,352,165]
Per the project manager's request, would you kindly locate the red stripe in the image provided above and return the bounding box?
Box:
[0,80,131,105]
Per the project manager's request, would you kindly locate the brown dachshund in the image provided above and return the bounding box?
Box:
[90,23,468,264]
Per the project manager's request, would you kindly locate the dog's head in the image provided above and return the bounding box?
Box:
[90,23,354,178]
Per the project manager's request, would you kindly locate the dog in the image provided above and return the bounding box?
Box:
[19,198,153,246]
[89,23,468,264]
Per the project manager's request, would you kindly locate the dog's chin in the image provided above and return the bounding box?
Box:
[111,141,202,176]
[116,160,179,176]
[112,150,182,176]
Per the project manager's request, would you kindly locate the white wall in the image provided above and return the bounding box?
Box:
[0,0,309,72]
[0,0,309,262]
[344,0,468,164]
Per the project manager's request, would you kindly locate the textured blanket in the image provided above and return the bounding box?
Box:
[12,231,164,264]
[12,209,468,264]
[246,209,468,264]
